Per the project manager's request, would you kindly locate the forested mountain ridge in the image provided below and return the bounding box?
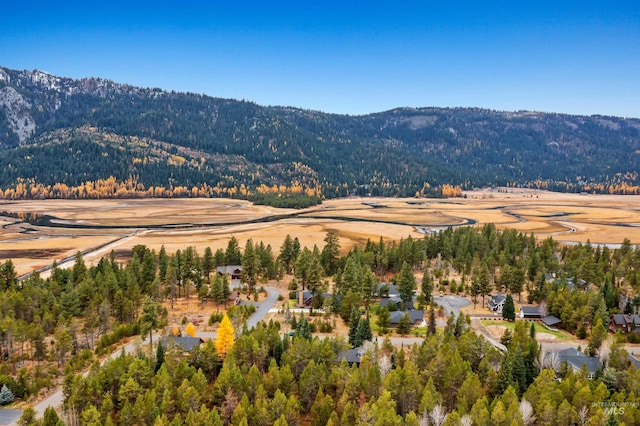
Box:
[2,65,640,201]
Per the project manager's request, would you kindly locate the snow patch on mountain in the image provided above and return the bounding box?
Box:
[0,86,36,143]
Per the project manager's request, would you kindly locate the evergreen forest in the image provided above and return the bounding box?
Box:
[1,225,640,424]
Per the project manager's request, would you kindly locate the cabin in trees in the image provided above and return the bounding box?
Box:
[380,296,414,311]
[488,293,506,314]
[229,290,241,305]
[519,305,542,319]
[337,346,366,366]
[546,348,601,380]
[609,314,640,334]
[541,315,562,331]
[217,265,242,280]
[389,310,424,326]
[376,283,399,298]
[160,336,205,354]
[297,289,314,307]
[296,289,333,308]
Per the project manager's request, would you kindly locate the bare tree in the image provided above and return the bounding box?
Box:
[539,300,548,317]
[460,414,473,426]
[577,405,590,426]
[429,404,448,426]
[598,337,612,364]
[536,350,560,372]
[519,398,536,426]
[378,354,392,378]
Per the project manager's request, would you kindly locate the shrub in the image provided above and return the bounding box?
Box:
[0,385,14,405]
[208,312,224,325]
[96,323,140,353]
[628,333,640,344]
[576,324,587,339]
[0,375,24,399]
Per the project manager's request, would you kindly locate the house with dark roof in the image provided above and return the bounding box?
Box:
[229,290,241,305]
[380,296,414,311]
[377,283,399,298]
[488,293,506,314]
[541,315,562,331]
[545,347,601,379]
[160,336,205,353]
[216,265,242,280]
[389,310,424,326]
[609,314,640,334]
[519,305,542,319]
[337,346,366,366]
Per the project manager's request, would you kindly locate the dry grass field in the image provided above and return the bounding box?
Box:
[3,187,640,275]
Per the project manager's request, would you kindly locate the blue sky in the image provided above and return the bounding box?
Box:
[2,1,639,117]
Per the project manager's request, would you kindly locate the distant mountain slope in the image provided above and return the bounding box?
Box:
[1,65,640,200]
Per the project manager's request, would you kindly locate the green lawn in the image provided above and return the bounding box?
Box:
[480,319,573,341]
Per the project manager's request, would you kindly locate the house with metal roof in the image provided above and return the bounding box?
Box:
[519,305,542,319]
[609,314,640,334]
[545,347,602,379]
[488,293,506,314]
[541,315,562,331]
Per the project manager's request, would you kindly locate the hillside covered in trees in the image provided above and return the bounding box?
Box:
[2,225,640,424]
[2,66,640,204]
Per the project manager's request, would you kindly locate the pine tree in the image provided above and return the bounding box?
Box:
[202,246,214,283]
[139,296,161,358]
[359,314,373,342]
[348,308,360,346]
[241,239,259,294]
[397,312,413,336]
[306,253,324,315]
[210,274,224,312]
[297,315,311,340]
[155,341,165,374]
[397,262,416,308]
[215,314,235,358]
[421,267,433,305]
[454,312,466,337]
[377,306,390,335]
[502,294,516,321]
[42,406,63,425]
[0,385,13,405]
[427,305,437,335]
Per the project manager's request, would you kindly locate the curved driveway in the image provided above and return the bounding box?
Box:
[9,287,281,425]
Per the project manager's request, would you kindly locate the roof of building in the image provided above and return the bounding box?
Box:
[160,336,205,352]
[380,297,414,310]
[377,283,399,296]
[547,347,602,373]
[216,265,242,274]
[488,293,506,308]
[337,347,365,364]
[520,306,541,316]
[389,310,424,324]
[542,315,562,326]
[610,314,640,326]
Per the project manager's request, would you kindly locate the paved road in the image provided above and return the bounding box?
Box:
[433,295,471,317]
[246,287,280,329]
[12,288,283,424]
[0,409,22,426]
[8,332,160,426]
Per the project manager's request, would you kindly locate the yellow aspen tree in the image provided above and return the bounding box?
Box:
[215,314,235,358]
[185,322,196,337]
